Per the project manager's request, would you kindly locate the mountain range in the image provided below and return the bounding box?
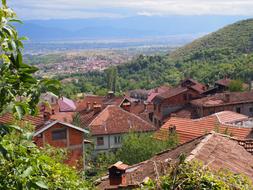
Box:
[17,16,250,41]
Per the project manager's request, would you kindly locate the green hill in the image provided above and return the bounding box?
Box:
[59,19,253,95]
[170,18,253,60]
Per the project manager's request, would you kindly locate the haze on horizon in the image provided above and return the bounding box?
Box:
[10,0,253,20]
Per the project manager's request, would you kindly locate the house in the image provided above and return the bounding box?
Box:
[154,111,253,144]
[191,91,253,118]
[97,132,253,189]
[146,85,171,103]
[82,105,156,152]
[0,112,90,167]
[152,79,206,128]
[33,120,90,166]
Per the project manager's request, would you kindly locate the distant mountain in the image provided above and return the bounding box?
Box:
[170,18,253,60]
[83,18,253,91]
[17,16,249,41]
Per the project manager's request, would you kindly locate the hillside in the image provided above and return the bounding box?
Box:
[170,18,253,60]
[57,19,253,95]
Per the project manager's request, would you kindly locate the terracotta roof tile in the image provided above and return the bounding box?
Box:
[154,112,252,144]
[0,113,46,128]
[88,105,156,135]
[191,91,253,107]
[97,133,253,189]
[155,87,188,100]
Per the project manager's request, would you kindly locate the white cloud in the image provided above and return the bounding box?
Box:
[8,0,253,20]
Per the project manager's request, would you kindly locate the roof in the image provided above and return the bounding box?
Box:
[97,133,253,189]
[215,78,232,87]
[147,86,171,102]
[58,97,76,112]
[109,161,129,171]
[50,111,75,123]
[76,95,124,112]
[0,113,46,128]
[154,112,252,144]
[155,87,188,100]
[33,120,89,137]
[88,105,156,135]
[181,78,207,93]
[191,91,253,107]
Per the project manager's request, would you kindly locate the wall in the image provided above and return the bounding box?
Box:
[196,102,253,117]
[93,134,123,152]
[153,89,200,127]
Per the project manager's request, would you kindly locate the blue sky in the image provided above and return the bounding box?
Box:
[9,0,253,20]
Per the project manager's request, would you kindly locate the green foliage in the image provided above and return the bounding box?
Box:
[56,19,253,95]
[142,161,253,190]
[116,132,178,165]
[106,67,118,92]
[228,79,244,92]
[0,124,93,190]
[0,1,61,116]
[0,1,92,189]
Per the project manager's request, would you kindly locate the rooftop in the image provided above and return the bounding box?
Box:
[97,133,253,189]
[88,105,156,135]
[154,111,253,144]
[191,91,253,107]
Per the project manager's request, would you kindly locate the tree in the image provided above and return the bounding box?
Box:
[143,161,253,190]
[0,1,92,189]
[228,79,244,92]
[116,132,178,165]
[106,67,118,92]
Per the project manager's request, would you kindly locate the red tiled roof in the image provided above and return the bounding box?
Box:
[155,87,188,100]
[76,95,124,112]
[0,113,46,128]
[191,91,253,107]
[154,112,252,144]
[88,105,156,135]
[215,78,232,87]
[50,112,75,123]
[181,78,207,93]
[97,133,253,189]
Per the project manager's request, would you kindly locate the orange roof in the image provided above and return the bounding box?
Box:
[154,112,252,144]
[89,105,156,135]
[0,113,46,128]
[97,133,253,189]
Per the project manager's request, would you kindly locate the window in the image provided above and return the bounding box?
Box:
[236,107,241,113]
[154,104,157,111]
[114,136,122,144]
[52,128,67,140]
[250,107,253,113]
[97,137,104,146]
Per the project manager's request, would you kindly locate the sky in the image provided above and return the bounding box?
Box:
[9,0,253,20]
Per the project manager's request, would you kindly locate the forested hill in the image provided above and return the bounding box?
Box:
[60,19,253,96]
[170,18,253,60]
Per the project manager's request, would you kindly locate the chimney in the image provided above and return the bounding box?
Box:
[43,112,51,121]
[122,102,131,112]
[93,104,102,114]
[109,162,128,186]
[107,91,115,99]
[224,93,230,103]
[155,88,158,93]
[86,102,91,110]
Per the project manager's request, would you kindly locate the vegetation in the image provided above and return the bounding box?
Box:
[228,79,244,92]
[86,132,178,178]
[142,160,253,190]
[56,19,253,97]
[0,1,92,189]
